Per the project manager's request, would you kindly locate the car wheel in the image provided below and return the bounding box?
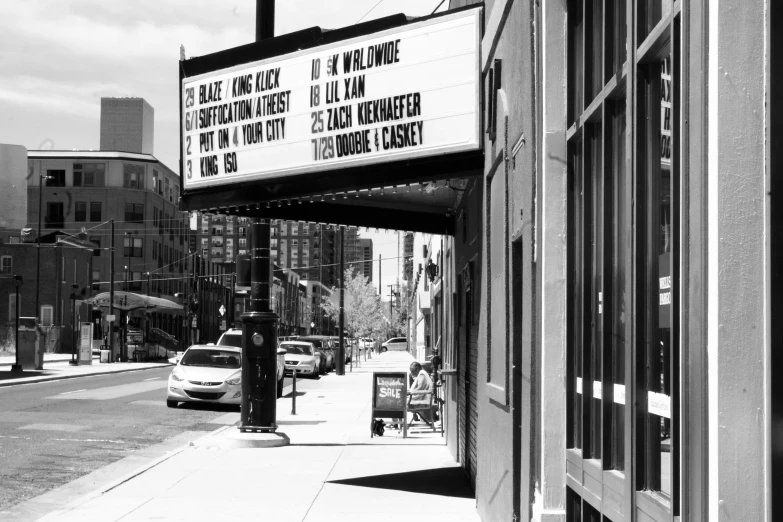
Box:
[381,347,387,353]
[166,399,178,408]
[320,360,326,375]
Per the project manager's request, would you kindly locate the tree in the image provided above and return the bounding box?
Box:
[322,267,384,340]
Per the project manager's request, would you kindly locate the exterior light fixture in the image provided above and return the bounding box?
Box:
[426,259,439,282]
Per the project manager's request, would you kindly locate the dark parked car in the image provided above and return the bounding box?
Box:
[295,336,335,374]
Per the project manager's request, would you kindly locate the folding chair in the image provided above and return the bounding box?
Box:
[406,391,437,433]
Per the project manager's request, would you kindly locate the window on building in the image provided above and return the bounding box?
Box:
[89,236,101,257]
[152,169,160,194]
[152,240,158,260]
[8,293,18,322]
[75,202,87,222]
[165,178,171,202]
[92,270,101,290]
[90,202,102,222]
[40,305,53,327]
[46,170,65,187]
[46,202,64,228]
[292,260,298,268]
[239,238,247,248]
[125,203,144,223]
[291,222,299,235]
[239,249,247,256]
[239,227,246,237]
[564,0,681,517]
[130,272,142,292]
[124,164,146,189]
[201,215,209,234]
[0,255,11,275]
[123,236,143,258]
[73,163,105,187]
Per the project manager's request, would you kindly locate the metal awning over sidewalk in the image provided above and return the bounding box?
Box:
[85,291,184,315]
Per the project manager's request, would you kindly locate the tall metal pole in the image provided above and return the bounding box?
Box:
[378,254,382,295]
[35,174,47,319]
[109,219,115,362]
[240,0,278,432]
[338,225,345,375]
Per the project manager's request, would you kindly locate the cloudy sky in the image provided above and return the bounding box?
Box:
[0,0,444,292]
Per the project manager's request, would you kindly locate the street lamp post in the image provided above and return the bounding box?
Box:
[69,283,79,366]
[124,232,131,292]
[35,174,53,320]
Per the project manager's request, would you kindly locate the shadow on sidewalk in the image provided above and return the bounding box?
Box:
[327,467,474,499]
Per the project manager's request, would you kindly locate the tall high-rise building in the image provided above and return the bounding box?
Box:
[100,98,155,155]
[358,238,373,283]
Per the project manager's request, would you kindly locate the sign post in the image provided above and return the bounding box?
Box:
[371,371,408,438]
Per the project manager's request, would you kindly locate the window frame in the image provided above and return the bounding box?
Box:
[0,255,12,275]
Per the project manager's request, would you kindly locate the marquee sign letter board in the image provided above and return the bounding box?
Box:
[181,8,481,191]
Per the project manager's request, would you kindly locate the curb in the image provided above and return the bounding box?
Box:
[0,363,173,388]
[0,355,101,368]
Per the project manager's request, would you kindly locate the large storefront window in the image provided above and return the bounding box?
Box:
[565,1,681,520]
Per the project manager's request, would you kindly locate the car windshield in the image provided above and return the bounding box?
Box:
[300,339,322,349]
[180,349,241,368]
[217,334,242,348]
[282,344,313,355]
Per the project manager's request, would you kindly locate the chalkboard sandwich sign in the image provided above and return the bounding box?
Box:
[371,371,408,438]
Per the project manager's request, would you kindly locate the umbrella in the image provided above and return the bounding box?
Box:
[85,291,183,314]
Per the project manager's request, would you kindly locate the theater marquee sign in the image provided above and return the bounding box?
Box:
[181,8,481,190]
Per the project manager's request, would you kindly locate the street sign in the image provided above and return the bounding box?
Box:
[219,304,226,316]
[106,314,115,322]
[221,320,227,330]
[181,8,481,191]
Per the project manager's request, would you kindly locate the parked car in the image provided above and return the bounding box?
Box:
[280,341,319,378]
[210,328,285,396]
[295,335,334,373]
[167,343,285,407]
[331,336,351,364]
[381,337,408,352]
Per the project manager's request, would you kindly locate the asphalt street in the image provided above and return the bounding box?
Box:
[0,366,314,512]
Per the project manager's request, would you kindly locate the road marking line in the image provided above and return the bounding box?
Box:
[18,424,87,432]
[59,389,87,395]
[51,438,125,444]
[45,380,167,401]
[143,377,160,381]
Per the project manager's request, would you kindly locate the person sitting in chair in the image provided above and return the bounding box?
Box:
[408,361,433,424]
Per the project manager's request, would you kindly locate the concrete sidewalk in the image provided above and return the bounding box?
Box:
[12,352,479,521]
[0,358,173,387]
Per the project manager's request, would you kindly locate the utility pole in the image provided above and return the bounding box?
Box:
[338,225,345,375]
[109,219,115,362]
[378,254,382,295]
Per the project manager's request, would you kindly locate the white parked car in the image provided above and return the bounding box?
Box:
[381,337,408,352]
[167,345,244,408]
[281,341,319,378]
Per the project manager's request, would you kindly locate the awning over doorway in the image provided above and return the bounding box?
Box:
[85,291,184,314]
